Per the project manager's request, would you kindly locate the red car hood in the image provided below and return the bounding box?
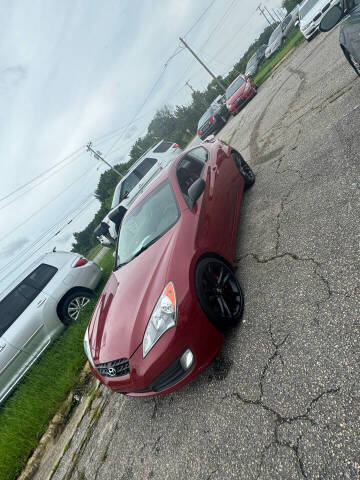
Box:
[88,228,177,364]
[227,82,246,106]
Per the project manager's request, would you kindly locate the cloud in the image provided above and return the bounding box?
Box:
[0,66,27,90]
[0,236,29,257]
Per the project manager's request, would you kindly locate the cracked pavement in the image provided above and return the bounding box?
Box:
[40,27,360,480]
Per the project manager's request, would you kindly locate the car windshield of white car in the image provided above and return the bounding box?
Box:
[226,77,245,99]
[300,0,320,18]
[269,25,282,43]
[116,181,180,267]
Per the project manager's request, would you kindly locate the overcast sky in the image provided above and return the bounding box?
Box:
[0,0,284,291]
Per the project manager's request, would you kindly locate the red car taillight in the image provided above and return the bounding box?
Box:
[209,116,215,125]
[172,143,179,149]
[73,257,88,267]
[197,130,202,136]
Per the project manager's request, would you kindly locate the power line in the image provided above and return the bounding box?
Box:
[0,162,99,243]
[0,196,96,277]
[0,197,98,284]
[0,146,86,206]
[183,0,218,38]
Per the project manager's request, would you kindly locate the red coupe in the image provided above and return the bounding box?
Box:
[84,139,255,396]
[225,74,257,116]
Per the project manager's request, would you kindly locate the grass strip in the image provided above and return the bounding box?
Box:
[254,29,305,87]
[86,243,104,261]
[0,248,114,480]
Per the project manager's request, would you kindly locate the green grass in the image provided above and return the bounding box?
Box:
[254,29,305,87]
[0,248,115,480]
[86,243,104,261]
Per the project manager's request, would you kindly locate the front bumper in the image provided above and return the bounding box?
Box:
[91,300,224,396]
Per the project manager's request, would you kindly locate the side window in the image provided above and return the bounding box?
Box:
[176,149,207,200]
[24,264,57,290]
[120,172,140,199]
[134,158,157,178]
[0,283,39,336]
[187,147,209,165]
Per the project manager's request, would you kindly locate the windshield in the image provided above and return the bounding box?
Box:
[198,106,217,127]
[246,54,257,69]
[269,25,282,44]
[226,76,245,99]
[116,181,179,267]
[299,0,320,19]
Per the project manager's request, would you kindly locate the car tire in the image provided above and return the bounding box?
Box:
[195,257,244,332]
[232,150,255,189]
[344,48,360,77]
[59,289,92,326]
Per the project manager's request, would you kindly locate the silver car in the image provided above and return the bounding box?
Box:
[0,251,102,403]
[265,13,298,58]
[94,139,182,242]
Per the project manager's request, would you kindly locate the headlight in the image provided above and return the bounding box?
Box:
[303,22,311,30]
[84,329,95,368]
[143,282,177,357]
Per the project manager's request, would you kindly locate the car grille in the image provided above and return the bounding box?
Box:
[135,356,188,393]
[322,3,330,13]
[313,12,321,21]
[96,358,130,378]
[236,97,246,108]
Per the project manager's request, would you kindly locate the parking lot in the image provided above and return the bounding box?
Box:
[44,26,360,480]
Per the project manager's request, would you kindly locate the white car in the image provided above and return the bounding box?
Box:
[94,139,182,242]
[299,0,341,40]
[0,251,102,403]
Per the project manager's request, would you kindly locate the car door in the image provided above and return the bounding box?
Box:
[203,144,242,257]
[3,264,58,357]
[344,1,360,61]
[0,336,25,403]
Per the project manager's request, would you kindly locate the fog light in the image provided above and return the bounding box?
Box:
[180,349,194,370]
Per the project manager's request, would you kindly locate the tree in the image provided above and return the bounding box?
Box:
[282,0,301,13]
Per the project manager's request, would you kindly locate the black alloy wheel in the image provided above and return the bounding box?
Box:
[195,258,244,331]
[232,150,255,189]
[344,49,360,77]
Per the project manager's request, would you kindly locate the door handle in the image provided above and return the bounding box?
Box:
[36,299,46,308]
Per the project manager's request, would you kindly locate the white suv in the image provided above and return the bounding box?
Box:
[94,140,182,242]
[299,0,341,40]
[0,251,102,403]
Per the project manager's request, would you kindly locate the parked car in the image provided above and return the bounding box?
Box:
[265,13,297,58]
[299,0,341,41]
[84,139,255,396]
[256,44,268,63]
[94,140,182,241]
[319,0,360,76]
[197,99,229,140]
[0,251,102,403]
[245,52,260,77]
[225,74,257,115]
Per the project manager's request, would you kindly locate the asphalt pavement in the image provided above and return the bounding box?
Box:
[38,26,360,480]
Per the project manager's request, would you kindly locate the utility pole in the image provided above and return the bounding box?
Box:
[263,4,278,23]
[179,37,226,92]
[272,8,282,21]
[86,142,123,177]
[257,5,275,30]
[185,80,195,93]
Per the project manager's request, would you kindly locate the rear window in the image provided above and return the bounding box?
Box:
[198,106,216,128]
[0,264,57,335]
[25,264,57,290]
[153,141,173,153]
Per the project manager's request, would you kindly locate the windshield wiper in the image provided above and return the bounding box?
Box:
[115,234,162,270]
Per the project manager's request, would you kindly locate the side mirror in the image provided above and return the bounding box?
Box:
[188,178,205,209]
[108,205,127,227]
[319,4,344,32]
[94,221,109,237]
